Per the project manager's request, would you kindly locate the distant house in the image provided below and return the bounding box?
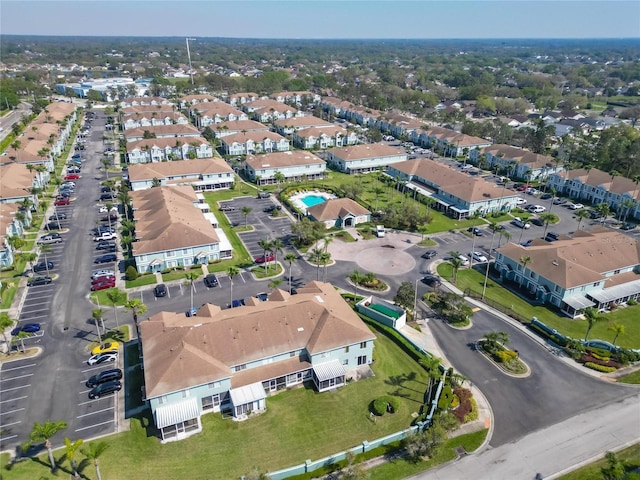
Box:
[410,126,491,157]
[120,96,171,108]
[127,158,235,191]
[220,131,290,156]
[243,99,301,122]
[326,143,407,174]
[211,120,270,138]
[228,92,260,106]
[376,112,423,138]
[306,198,371,228]
[124,124,201,143]
[194,103,248,128]
[273,116,333,136]
[470,144,559,181]
[244,151,326,185]
[270,91,321,104]
[293,125,356,149]
[126,137,213,164]
[180,94,218,109]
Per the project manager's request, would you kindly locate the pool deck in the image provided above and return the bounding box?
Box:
[289,190,337,215]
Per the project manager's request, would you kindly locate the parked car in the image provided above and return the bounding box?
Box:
[100,214,118,223]
[421,250,437,259]
[67,167,81,174]
[27,276,52,286]
[71,153,82,160]
[88,380,122,399]
[421,275,441,288]
[468,251,488,263]
[54,198,70,206]
[96,241,117,251]
[87,352,118,365]
[540,193,553,200]
[100,193,115,201]
[92,226,116,235]
[621,223,638,231]
[64,174,80,180]
[154,283,167,297]
[11,323,41,336]
[86,368,123,388]
[530,217,545,227]
[255,253,275,264]
[467,227,483,236]
[511,217,531,229]
[91,342,119,356]
[545,232,561,242]
[568,203,584,210]
[91,269,115,280]
[527,205,546,214]
[255,292,269,302]
[95,253,117,264]
[203,274,219,288]
[456,255,470,267]
[94,232,116,242]
[98,205,118,214]
[62,181,76,188]
[186,306,198,317]
[553,197,568,205]
[257,191,270,199]
[91,280,116,291]
[263,205,282,213]
[49,213,68,222]
[38,233,62,244]
[219,205,235,212]
[516,184,532,192]
[515,198,527,205]
[33,261,54,273]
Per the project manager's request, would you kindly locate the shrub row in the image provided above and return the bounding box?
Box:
[492,349,518,363]
[451,388,473,424]
[464,398,479,423]
[590,351,611,362]
[584,362,617,373]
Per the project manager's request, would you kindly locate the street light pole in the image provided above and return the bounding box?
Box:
[414,277,420,322]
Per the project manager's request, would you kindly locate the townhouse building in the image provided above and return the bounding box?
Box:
[270,91,321,104]
[119,96,171,108]
[180,94,218,109]
[243,151,326,185]
[326,143,407,174]
[126,137,213,164]
[124,124,201,143]
[127,158,235,192]
[495,229,640,318]
[130,187,231,274]
[0,204,31,269]
[470,144,560,181]
[377,112,423,138]
[387,158,520,219]
[410,126,491,157]
[121,107,189,130]
[243,99,301,123]
[293,125,357,150]
[220,131,290,156]
[273,116,333,136]
[228,92,259,106]
[139,281,376,442]
[194,103,248,128]
[212,120,270,138]
[0,164,42,208]
[546,168,640,220]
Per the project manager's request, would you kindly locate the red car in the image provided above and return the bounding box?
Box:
[91,280,116,291]
[255,253,275,264]
[91,275,116,285]
[54,198,70,206]
[64,174,80,180]
[516,184,532,192]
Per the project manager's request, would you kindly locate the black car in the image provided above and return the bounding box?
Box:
[100,214,118,223]
[422,275,442,288]
[154,284,167,297]
[46,222,62,230]
[203,274,219,288]
[467,227,483,236]
[545,232,561,242]
[88,380,122,399]
[263,205,282,213]
[540,193,553,200]
[33,261,54,273]
[11,323,41,336]
[27,276,52,286]
[421,250,437,259]
[92,226,116,235]
[95,253,117,264]
[621,223,638,231]
[86,368,123,388]
[96,241,117,251]
[219,205,235,212]
[255,292,269,302]
[100,193,115,201]
[530,218,545,227]
[49,213,68,221]
[100,186,113,193]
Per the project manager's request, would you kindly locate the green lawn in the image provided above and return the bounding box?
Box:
[437,263,640,348]
[162,270,202,283]
[4,325,433,480]
[617,370,640,384]
[125,275,157,289]
[558,443,640,480]
[90,287,128,307]
[251,263,283,278]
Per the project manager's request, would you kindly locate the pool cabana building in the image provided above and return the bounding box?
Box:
[306,197,371,228]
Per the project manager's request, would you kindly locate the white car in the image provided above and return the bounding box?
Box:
[528,205,546,214]
[63,181,76,188]
[94,232,116,242]
[87,351,118,366]
[456,255,470,266]
[91,269,115,280]
[515,198,527,205]
[569,203,584,210]
[98,205,118,214]
[468,251,488,263]
[511,217,531,229]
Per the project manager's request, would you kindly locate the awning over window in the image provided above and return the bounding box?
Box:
[563,296,595,310]
[154,397,199,429]
[313,359,346,382]
[229,382,266,406]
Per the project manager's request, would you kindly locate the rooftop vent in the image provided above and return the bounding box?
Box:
[552,260,559,266]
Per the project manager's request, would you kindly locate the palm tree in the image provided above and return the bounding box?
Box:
[125,298,147,326]
[518,256,531,288]
[485,331,509,350]
[284,253,297,294]
[63,437,84,478]
[348,269,364,299]
[20,251,37,273]
[184,271,199,314]
[575,209,589,230]
[10,139,21,162]
[269,278,283,291]
[241,206,252,228]
[419,355,442,403]
[105,288,123,327]
[273,170,286,193]
[448,257,463,284]
[308,246,324,281]
[539,212,560,238]
[320,251,332,282]
[25,420,68,471]
[226,266,239,306]
[0,315,15,346]
[257,238,274,274]
[584,307,600,340]
[609,323,625,346]
[594,202,611,225]
[81,441,109,480]
[271,238,284,268]
[92,308,105,343]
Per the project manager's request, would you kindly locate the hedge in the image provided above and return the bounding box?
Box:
[372,395,400,416]
[584,362,617,373]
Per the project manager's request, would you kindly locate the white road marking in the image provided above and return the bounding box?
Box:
[74,419,114,432]
[0,364,36,372]
[77,407,113,418]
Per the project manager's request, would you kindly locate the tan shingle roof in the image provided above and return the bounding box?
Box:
[130,186,219,255]
[482,144,554,168]
[222,131,287,144]
[327,143,405,161]
[497,229,640,288]
[128,158,233,182]
[296,125,346,139]
[140,281,375,398]
[245,151,324,169]
[126,136,209,152]
[0,164,36,199]
[124,124,200,141]
[564,168,640,199]
[195,103,244,117]
[307,198,370,221]
[213,120,269,133]
[273,116,332,129]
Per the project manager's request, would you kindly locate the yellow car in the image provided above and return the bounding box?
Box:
[91,342,119,356]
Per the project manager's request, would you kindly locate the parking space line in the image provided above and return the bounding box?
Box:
[0,408,25,416]
[0,421,21,429]
[21,300,51,307]
[81,365,108,373]
[0,364,36,372]
[0,434,18,442]
[0,373,33,381]
[19,313,48,321]
[1,385,30,392]
[75,419,114,432]
[77,407,113,419]
[0,396,28,404]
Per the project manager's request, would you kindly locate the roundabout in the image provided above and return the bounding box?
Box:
[353,246,416,276]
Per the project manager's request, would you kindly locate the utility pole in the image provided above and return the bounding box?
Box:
[186,38,196,86]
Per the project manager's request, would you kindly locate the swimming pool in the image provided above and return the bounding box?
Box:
[301,195,328,208]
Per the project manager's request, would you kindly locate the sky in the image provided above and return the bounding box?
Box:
[1,0,639,39]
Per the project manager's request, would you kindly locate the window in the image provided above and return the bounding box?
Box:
[357,355,367,365]
[183,249,190,255]
[360,342,367,349]
[234,364,247,372]
[158,395,167,405]
[182,390,191,398]
[207,381,220,389]
[614,270,620,275]
[593,282,599,287]
[290,351,296,358]
[343,359,349,366]
[345,346,350,353]
[166,250,176,258]
[201,394,220,411]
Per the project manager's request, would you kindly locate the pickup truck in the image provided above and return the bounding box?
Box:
[94,232,116,242]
